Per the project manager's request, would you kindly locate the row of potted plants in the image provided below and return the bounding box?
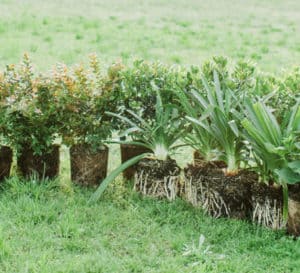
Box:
[0,54,184,183]
[0,55,299,237]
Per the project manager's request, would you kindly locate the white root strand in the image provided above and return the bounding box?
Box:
[251,198,285,230]
[134,171,180,201]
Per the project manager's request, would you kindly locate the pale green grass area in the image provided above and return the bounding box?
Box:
[1,1,300,272]
[0,0,299,72]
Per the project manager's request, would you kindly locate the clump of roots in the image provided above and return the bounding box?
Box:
[184,176,229,218]
[134,158,181,201]
[251,182,285,229]
[252,198,285,229]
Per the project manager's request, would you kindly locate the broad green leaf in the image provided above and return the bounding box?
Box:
[275,167,300,184]
[288,160,300,174]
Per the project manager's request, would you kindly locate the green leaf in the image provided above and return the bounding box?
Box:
[282,184,288,220]
[228,120,239,137]
[89,153,150,202]
[275,167,300,184]
[288,160,300,174]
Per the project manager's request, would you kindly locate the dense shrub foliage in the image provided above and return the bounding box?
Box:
[0,54,59,155]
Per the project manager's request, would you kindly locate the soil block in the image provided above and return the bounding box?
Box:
[70,144,108,186]
[287,184,300,237]
[17,145,60,180]
[184,163,255,219]
[251,182,284,229]
[134,157,181,201]
[0,146,13,181]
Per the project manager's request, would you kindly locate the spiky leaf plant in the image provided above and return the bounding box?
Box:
[90,89,185,202]
[174,82,218,162]
[186,71,245,175]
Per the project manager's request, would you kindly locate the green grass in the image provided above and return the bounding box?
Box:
[1,0,300,271]
[0,177,299,273]
[0,0,300,72]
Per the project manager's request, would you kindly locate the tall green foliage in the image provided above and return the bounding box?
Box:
[186,71,245,174]
[242,100,300,217]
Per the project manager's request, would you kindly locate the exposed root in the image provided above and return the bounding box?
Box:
[252,198,285,229]
[184,175,230,218]
[134,169,180,201]
[184,176,198,207]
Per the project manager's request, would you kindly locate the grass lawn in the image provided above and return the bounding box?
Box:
[1,176,299,273]
[1,0,300,272]
[0,0,300,72]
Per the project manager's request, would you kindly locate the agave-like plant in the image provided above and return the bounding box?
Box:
[186,71,245,175]
[241,99,300,218]
[90,89,186,202]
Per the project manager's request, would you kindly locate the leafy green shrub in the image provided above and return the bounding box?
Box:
[116,60,183,129]
[254,69,299,121]
[52,54,123,149]
[0,54,59,154]
[184,57,257,97]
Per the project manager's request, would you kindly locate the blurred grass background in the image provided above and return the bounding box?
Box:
[0,0,299,72]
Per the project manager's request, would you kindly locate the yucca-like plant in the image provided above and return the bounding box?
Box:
[242,99,300,219]
[90,89,185,202]
[174,82,218,162]
[186,71,245,175]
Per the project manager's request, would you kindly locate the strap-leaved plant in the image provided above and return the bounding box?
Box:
[242,99,300,218]
[90,88,186,202]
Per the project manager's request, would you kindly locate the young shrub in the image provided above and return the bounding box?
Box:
[0,70,13,181]
[52,54,123,186]
[117,60,179,123]
[186,57,257,99]
[0,55,60,179]
[242,99,300,233]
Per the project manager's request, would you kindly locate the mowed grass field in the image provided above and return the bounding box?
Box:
[1,1,300,272]
[0,0,300,72]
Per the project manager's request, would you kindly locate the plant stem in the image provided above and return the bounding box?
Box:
[226,153,239,176]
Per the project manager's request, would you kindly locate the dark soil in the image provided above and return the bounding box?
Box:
[287,184,300,237]
[184,163,256,219]
[70,144,108,187]
[120,144,151,180]
[0,146,13,181]
[134,157,181,200]
[251,182,282,205]
[136,157,180,178]
[17,145,60,180]
[288,184,300,201]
